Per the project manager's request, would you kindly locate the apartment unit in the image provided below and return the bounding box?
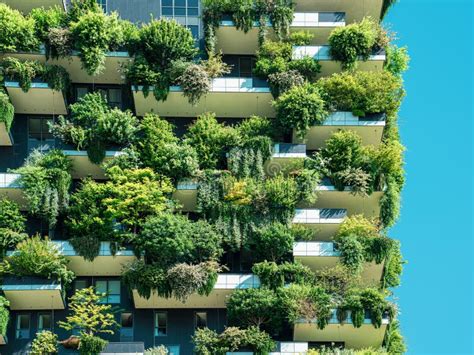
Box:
[0,0,405,354]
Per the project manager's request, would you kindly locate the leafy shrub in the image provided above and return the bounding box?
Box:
[193,326,275,355]
[252,261,313,290]
[166,262,219,301]
[145,346,169,355]
[184,113,240,169]
[253,40,292,78]
[178,63,211,105]
[227,288,284,334]
[70,11,124,75]
[0,89,14,132]
[31,330,58,355]
[288,56,321,81]
[13,149,72,227]
[385,44,410,77]
[0,236,75,288]
[237,116,274,140]
[273,83,327,137]
[337,234,365,274]
[268,69,304,97]
[317,70,404,117]
[384,320,406,354]
[78,334,108,355]
[0,296,8,338]
[328,17,381,69]
[0,4,38,52]
[247,222,294,262]
[47,28,73,59]
[289,30,313,45]
[0,198,26,256]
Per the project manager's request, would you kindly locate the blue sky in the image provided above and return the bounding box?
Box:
[384,0,473,353]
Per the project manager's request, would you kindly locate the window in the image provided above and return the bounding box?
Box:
[38,313,52,332]
[74,279,87,291]
[120,312,133,341]
[96,280,120,304]
[76,87,88,101]
[16,314,30,339]
[239,58,256,77]
[97,0,107,12]
[187,25,199,40]
[75,87,123,109]
[167,345,180,355]
[154,312,167,336]
[194,312,207,329]
[28,117,54,151]
[161,0,199,18]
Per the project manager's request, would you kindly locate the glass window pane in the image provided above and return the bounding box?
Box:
[121,313,133,328]
[195,312,207,328]
[239,58,253,77]
[174,7,186,15]
[108,280,120,295]
[188,0,198,7]
[95,281,107,294]
[74,280,87,291]
[188,25,199,39]
[155,312,167,336]
[162,0,173,6]
[162,7,173,16]
[187,8,198,16]
[175,0,185,6]
[18,315,30,329]
[39,314,51,330]
[76,87,88,100]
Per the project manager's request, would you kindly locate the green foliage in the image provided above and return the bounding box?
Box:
[0,198,26,256]
[70,11,125,75]
[0,4,39,52]
[0,236,75,288]
[384,319,406,354]
[134,114,198,181]
[0,89,14,131]
[317,70,404,117]
[228,137,272,179]
[67,0,102,23]
[247,222,294,262]
[30,6,67,58]
[340,288,391,328]
[328,17,382,70]
[192,326,275,355]
[289,30,313,45]
[0,296,8,337]
[278,283,332,329]
[382,240,404,288]
[237,116,274,140]
[273,83,328,137]
[13,149,72,227]
[50,92,138,162]
[227,288,284,334]
[254,40,292,78]
[178,63,211,105]
[31,330,58,355]
[184,113,240,169]
[385,45,410,76]
[268,0,294,40]
[288,56,321,82]
[59,287,119,337]
[252,261,313,290]
[78,334,108,355]
[145,346,169,355]
[268,69,304,97]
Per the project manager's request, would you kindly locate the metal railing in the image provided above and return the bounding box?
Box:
[293,208,347,224]
[293,241,340,257]
[214,274,260,289]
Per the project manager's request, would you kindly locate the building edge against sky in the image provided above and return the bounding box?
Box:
[0,0,408,354]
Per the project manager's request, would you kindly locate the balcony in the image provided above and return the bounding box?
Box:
[4,81,67,115]
[299,180,383,218]
[216,12,344,55]
[101,342,145,354]
[133,274,260,308]
[292,208,346,240]
[0,122,13,146]
[0,276,65,310]
[0,173,26,209]
[293,111,386,150]
[293,0,384,23]
[173,180,199,212]
[52,241,136,277]
[293,242,384,283]
[0,0,65,13]
[63,150,122,180]
[227,342,309,355]
[292,46,386,78]
[132,77,274,118]
[263,143,307,176]
[293,310,389,349]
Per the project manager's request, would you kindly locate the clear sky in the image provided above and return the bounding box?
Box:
[384,0,473,353]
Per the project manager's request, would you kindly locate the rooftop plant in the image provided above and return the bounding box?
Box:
[59,287,119,355]
[0,57,71,93]
[50,92,138,163]
[31,330,59,355]
[0,4,39,52]
[67,167,174,260]
[12,149,72,228]
[328,17,388,70]
[0,236,75,289]
[0,296,9,339]
[0,198,27,256]
[385,44,410,77]
[0,89,14,132]
[252,261,313,289]
[192,326,275,355]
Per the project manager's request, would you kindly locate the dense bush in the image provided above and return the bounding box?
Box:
[192,326,275,355]
[0,198,26,256]
[385,44,410,77]
[78,334,108,355]
[317,70,404,117]
[177,64,211,105]
[31,330,58,355]
[13,149,72,227]
[0,4,38,52]
[268,69,304,97]
[0,236,75,289]
[247,222,294,262]
[0,89,14,132]
[252,261,313,290]
[328,17,385,69]
[273,83,327,137]
[0,296,8,338]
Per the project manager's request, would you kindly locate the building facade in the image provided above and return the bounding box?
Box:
[0,0,406,354]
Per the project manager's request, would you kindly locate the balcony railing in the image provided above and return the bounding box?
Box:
[273,143,307,158]
[292,208,347,224]
[323,111,386,126]
[0,173,20,188]
[292,12,346,27]
[293,241,340,257]
[292,46,386,61]
[168,77,270,93]
[51,241,134,257]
